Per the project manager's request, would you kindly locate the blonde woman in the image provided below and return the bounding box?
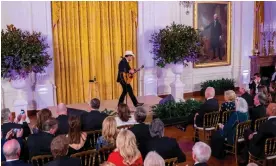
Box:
[107,130,143,166]
[220,90,236,112]
[96,116,118,150]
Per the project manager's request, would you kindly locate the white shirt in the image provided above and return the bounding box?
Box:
[206,97,214,100]
[115,114,138,127]
[268,116,276,120]
[271,72,276,81]
[6,159,19,162]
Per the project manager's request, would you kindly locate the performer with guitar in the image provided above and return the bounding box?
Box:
[117,51,144,107]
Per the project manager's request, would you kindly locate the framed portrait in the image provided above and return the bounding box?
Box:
[193,1,232,68]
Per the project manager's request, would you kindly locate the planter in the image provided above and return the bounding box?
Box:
[161,116,189,126]
[170,63,184,101]
[10,78,27,89]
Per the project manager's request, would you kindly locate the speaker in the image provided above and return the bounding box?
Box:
[159,94,175,105]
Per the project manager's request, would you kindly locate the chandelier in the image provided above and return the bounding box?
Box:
[179,1,195,15]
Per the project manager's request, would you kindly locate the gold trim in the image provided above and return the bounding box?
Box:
[193,1,232,68]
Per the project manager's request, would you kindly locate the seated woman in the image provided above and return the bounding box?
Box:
[33,108,52,134]
[115,104,138,127]
[144,118,186,162]
[96,116,118,150]
[107,130,143,166]
[220,90,236,112]
[211,97,249,159]
[258,85,272,106]
[66,115,87,156]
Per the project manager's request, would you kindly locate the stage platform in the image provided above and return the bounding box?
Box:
[48,95,161,118]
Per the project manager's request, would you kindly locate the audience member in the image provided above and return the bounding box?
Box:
[192,142,211,166]
[34,108,52,133]
[144,118,186,162]
[55,103,69,135]
[239,84,254,108]
[144,151,165,166]
[82,98,108,131]
[194,87,219,127]
[211,97,249,159]
[257,85,272,106]
[129,106,151,157]
[3,139,31,166]
[45,135,81,166]
[247,163,258,166]
[96,116,117,150]
[220,90,236,112]
[249,73,265,96]
[115,104,138,127]
[250,93,267,130]
[100,162,116,166]
[66,115,87,156]
[107,130,143,166]
[27,118,58,159]
[269,81,276,102]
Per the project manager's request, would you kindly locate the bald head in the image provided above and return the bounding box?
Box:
[267,103,276,116]
[3,139,21,160]
[205,87,215,99]
[57,103,67,115]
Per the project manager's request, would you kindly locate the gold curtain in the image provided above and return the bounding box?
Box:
[52,1,138,104]
[253,1,264,49]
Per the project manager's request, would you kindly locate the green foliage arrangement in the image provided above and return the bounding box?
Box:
[200,78,235,96]
[152,99,202,120]
[150,22,201,68]
[1,24,52,80]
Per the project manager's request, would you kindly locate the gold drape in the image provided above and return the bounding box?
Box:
[253,1,264,48]
[52,1,138,104]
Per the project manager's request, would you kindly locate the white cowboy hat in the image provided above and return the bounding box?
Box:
[124,50,135,57]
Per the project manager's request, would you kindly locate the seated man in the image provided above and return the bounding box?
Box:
[144,118,186,162]
[249,73,266,96]
[55,103,69,135]
[239,84,254,108]
[27,118,58,159]
[45,135,81,166]
[194,87,219,127]
[144,151,165,166]
[81,98,108,131]
[192,142,211,166]
[3,139,32,166]
[250,92,267,130]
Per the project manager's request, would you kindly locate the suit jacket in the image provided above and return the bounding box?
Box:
[204,20,222,46]
[249,80,266,96]
[194,163,208,166]
[116,58,131,83]
[55,115,69,135]
[1,122,31,139]
[144,137,186,163]
[81,110,108,131]
[44,156,81,166]
[129,123,151,158]
[241,92,254,107]
[195,98,219,127]
[27,132,55,159]
[249,117,276,157]
[250,105,267,130]
[3,160,32,166]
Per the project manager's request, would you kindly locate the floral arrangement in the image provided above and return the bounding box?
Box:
[1,24,52,80]
[149,22,201,68]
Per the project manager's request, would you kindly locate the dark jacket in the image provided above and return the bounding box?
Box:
[44,156,81,166]
[194,163,208,166]
[117,58,131,83]
[27,132,55,159]
[241,92,254,108]
[249,117,276,157]
[81,110,108,131]
[249,105,267,130]
[144,137,186,163]
[195,98,219,127]
[249,80,266,96]
[1,122,31,139]
[55,115,69,135]
[2,160,32,166]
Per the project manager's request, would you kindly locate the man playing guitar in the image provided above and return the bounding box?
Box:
[117,51,144,107]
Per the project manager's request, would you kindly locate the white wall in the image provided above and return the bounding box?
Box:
[1,1,56,110]
[138,1,255,96]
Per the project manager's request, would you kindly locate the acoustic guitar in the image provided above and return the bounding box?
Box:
[123,65,144,84]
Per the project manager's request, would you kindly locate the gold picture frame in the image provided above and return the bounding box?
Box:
[193,1,232,68]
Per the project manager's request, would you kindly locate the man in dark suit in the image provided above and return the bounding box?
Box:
[194,87,219,127]
[249,73,265,96]
[129,107,151,158]
[117,50,143,107]
[27,118,58,159]
[239,85,254,108]
[2,139,32,166]
[45,135,81,166]
[202,14,222,60]
[55,103,69,135]
[250,93,267,130]
[81,98,108,131]
[144,119,186,163]
[192,142,211,166]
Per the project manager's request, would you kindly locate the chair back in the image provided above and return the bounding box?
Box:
[117,124,134,130]
[98,146,116,164]
[203,112,220,128]
[254,117,267,132]
[235,120,251,141]
[71,149,97,166]
[86,130,102,149]
[264,137,276,157]
[164,157,178,166]
[222,110,234,124]
[31,154,53,166]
